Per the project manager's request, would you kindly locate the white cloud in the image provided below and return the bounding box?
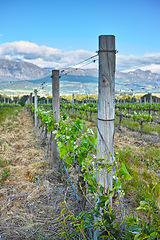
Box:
[0,34,3,37]
[0,40,160,73]
[116,53,160,73]
[0,41,95,69]
[140,64,160,73]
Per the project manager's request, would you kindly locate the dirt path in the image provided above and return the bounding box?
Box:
[0,108,77,240]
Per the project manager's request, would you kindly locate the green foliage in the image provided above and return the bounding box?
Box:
[36,107,54,132]
[54,115,96,167]
[58,201,87,239]
[132,112,152,122]
[36,100,160,240]
[118,162,132,180]
[58,158,160,239]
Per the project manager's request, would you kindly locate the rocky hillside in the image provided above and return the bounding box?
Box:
[116,69,160,91]
[0,59,50,82]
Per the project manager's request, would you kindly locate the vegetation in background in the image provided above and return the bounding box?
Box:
[0,105,22,123]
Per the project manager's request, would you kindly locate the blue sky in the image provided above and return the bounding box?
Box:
[0,0,160,73]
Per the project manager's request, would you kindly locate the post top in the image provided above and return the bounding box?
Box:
[99,35,115,41]
[99,35,115,37]
[52,69,59,73]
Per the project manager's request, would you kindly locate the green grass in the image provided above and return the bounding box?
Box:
[0,106,22,123]
[0,158,11,184]
[115,144,160,206]
[0,158,5,167]
[115,116,160,134]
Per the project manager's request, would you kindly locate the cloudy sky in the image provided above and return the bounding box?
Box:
[0,0,160,73]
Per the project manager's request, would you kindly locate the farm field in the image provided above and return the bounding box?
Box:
[0,105,160,239]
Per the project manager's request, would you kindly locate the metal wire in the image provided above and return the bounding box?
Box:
[59,58,98,79]
[61,53,98,71]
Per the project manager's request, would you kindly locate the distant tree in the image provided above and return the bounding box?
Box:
[19,95,29,106]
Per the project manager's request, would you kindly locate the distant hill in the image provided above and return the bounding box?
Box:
[0,59,160,95]
[115,69,160,92]
[0,59,50,82]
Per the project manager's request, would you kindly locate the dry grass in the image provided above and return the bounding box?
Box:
[0,108,79,240]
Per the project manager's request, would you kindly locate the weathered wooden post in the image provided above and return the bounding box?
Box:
[150,93,152,104]
[95,35,116,239]
[72,93,74,113]
[34,89,38,126]
[150,93,152,116]
[140,98,142,104]
[29,93,33,107]
[117,96,119,105]
[52,70,60,170]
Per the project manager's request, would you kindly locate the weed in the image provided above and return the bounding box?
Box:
[0,168,10,183]
[8,160,13,165]
[0,158,5,168]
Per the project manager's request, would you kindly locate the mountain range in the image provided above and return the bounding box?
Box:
[0,59,160,95]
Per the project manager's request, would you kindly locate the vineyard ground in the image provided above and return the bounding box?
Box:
[0,108,79,240]
[0,108,160,239]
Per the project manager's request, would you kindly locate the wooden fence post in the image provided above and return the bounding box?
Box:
[140,98,142,104]
[29,93,33,107]
[34,89,37,126]
[72,93,74,113]
[150,93,152,115]
[94,35,116,239]
[52,70,60,123]
[52,70,60,170]
[150,93,152,104]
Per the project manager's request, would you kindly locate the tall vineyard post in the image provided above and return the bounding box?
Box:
[94,35,116,239]
[51,70,60,170]
[34,89,38,126]
[150,93,152,116]
[29,93,33,108]
[72,93,74,113]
